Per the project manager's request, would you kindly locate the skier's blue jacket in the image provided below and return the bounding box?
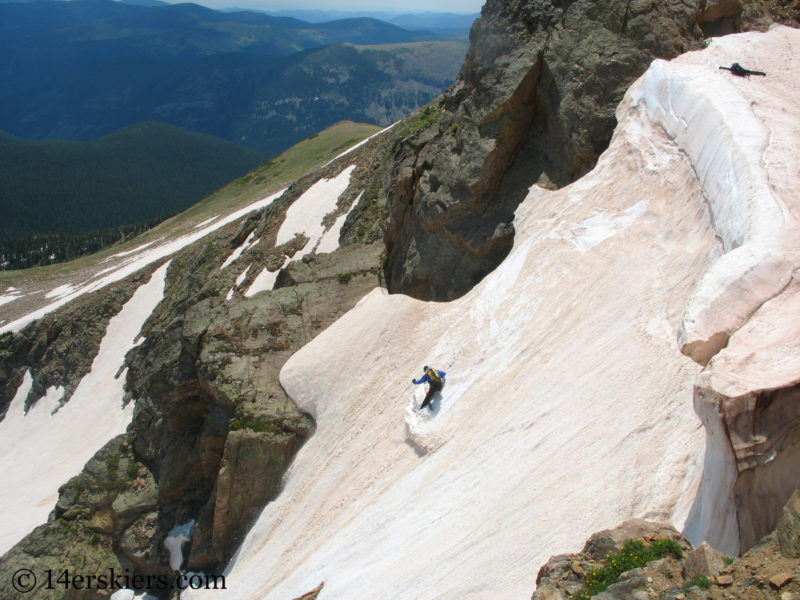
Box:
[413,370,446,385]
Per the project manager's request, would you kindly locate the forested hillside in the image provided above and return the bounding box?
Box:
[0,122,266,269]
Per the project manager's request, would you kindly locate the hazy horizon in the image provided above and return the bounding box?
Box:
[162,0,484,15]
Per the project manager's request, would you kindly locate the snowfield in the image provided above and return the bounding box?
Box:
[183,26,800,599]
[0,262,169,554]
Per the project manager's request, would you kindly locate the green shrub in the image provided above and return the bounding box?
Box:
[105,453,120,477]
[570,538,683,599]
[685,574,711,590]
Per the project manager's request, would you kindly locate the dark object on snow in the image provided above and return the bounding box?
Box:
[412,365,446,411]
[719,62,766,77]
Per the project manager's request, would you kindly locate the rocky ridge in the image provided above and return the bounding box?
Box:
[0,135,390,597]
[0,270,153,421]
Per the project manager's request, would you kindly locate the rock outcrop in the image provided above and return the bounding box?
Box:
[119,160,387,573]
[532,507,800,600]
[0,135,390,590]
[381,0,796,301]
[0,435,166,600]
[532,519,692,600]
[0,270,151,420]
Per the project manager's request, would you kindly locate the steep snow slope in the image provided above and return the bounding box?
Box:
[186,26,799,599]
[0,262,168,553]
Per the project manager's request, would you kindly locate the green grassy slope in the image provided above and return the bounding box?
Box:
[181,119,382,220]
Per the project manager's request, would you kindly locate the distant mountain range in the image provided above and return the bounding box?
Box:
[0,0,468,155]
[247,10,479,35]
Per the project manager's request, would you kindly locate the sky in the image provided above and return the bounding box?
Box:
[167,0,484,14]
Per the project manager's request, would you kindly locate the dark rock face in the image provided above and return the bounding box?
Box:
[120,204,384,572]
[0,435,167,600]
[382,0,794,301]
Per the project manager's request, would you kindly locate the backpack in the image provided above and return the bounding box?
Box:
[426,368,442,385]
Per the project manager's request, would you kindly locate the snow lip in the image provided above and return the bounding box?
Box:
[634,27,800,364]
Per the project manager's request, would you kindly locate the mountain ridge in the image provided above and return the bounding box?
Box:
[0,0,467,154]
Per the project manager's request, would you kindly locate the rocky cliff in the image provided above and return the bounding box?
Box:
[1,1,799,599]
[381,0,798,301]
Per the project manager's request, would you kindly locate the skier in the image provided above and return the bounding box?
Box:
[412,365,446,411]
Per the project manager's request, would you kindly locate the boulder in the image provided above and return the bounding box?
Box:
[583,519,691,560]
[683,541,727,579]
[594,568,649,600]
[776,488,800,558]
[532,520,690,600]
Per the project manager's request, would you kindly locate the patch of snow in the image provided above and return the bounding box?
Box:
[235,264,251,288]
[221,232,257,270]
[164,519,196,571]
[244,257,289,298]
[44,283,78,300]
[226,257,254,301]
[0,262,169,554]
[105,241,157,261]
[0,289,23,307]
[0,190,285,334]
[194,216,220,229]
[325,122,399,167]
[317,191,363,254]
[275,165,356,260]
[569,199,649,251]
